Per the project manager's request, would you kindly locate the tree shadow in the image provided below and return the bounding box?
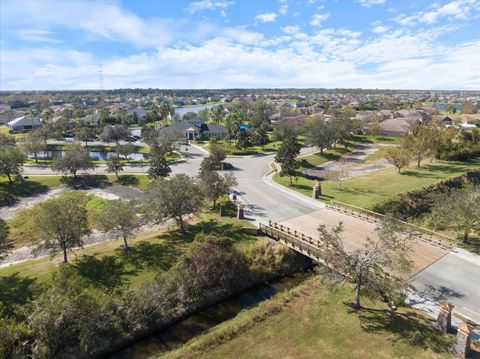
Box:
[355,307,453,353]
[117,175,140,186]
[462,236,480,255]
[0,180,49,207]
[61,175,112,189]
[119,240,185,272]
[0,273,40,319]
[401,170,437,178]
[410,284,464,303]
[73,255,131,290]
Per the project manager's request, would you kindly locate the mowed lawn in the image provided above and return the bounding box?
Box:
[162,278,453,359]
[274,159,480,209]
[0,215,258,287]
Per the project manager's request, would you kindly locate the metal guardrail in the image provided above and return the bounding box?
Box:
[327,200,454,250]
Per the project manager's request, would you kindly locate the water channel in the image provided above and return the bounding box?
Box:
[109,272,313,359]
[29,151,147,161]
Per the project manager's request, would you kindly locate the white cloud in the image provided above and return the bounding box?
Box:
[357,0,385,8]
[255,12,278,23]
[372,25,389,33]
[15,29,61,43]
[394,0,480,25]
[279,5,288,15]
[282,25,300,34]
[310,13,330,26]
[185,0,233,14]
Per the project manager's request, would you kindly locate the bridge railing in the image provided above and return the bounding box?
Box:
[259,221,325,262]
[327,200,454,250]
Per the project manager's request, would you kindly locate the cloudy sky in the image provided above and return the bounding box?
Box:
[1,0,479,90]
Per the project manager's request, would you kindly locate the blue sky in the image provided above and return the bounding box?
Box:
[1,0,479,90]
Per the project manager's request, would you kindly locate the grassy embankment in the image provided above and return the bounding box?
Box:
[274,158,480,209]
[0,212,258,289]
[162,276,458,359]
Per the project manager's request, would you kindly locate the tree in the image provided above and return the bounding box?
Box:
[116,143,135,159]
[144,174,203,233]
[199,171,237,208]
[148,148,171,179]
[385,147,411,173]
[0,133,16,147]
[22,133,47,164]
[318,219,413,309]
[99,125,130,145]
[75,127,96,146]
[275,136,301,185]
[52,143,93,180]
[324,158,350,190]
[305,117,336,154]
[35,197,90,263]
[0,219,13,260]
[32,126,53,145]
[105,154,123,180]
[402,124,432,168]
[430,189,480,244]
[200,143,226,172]
[97,200,142,251]
[159,103,171,125]
[236,130,252,149]
[212,105,224,125]
[461,101,476,115]
[0,146,25,183]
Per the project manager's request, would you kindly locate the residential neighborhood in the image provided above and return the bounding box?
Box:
[1,1,480,359]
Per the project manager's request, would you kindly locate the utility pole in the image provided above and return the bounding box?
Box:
[99,63,104,91]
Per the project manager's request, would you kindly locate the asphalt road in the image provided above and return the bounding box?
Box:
[20,143,480,324]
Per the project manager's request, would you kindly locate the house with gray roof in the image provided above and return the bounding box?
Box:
[7,116,43,132]
[160,117,228,140]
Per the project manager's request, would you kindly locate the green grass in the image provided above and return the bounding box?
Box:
[6,191,111,247]
[297,145,351,170]
[204,139,284,156]
[162,277,453,359]
[274,159,480,209]
[0,214,258,288]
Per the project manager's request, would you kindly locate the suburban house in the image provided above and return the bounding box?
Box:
[7,116,43,131]
[160,117,228,140]
[378,118,412,137]
[0,109,25,125]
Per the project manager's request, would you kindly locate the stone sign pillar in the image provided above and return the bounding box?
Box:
[449,322,474,358]
[431,301,454,334]
[312,182,322,199]
[237,203,245,220]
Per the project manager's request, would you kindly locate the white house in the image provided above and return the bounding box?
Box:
[7,116,43,131]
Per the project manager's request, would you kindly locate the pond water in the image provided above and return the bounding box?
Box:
[108,272,313,359]
[29,151,146,161]
[174,103,219,117]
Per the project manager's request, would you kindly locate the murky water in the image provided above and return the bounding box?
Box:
[29,150,146,161]
[109,272,312,359]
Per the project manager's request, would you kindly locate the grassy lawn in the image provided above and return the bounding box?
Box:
[274,159,480,209]
[6,191,111,247]
[162,277,454,359]
[203,139,284,156]
[297,145,351,170]
[0,214,258,289]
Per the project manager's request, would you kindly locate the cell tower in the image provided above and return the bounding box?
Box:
[99,63,104,90]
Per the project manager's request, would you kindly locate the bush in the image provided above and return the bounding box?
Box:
[373,170,480,220]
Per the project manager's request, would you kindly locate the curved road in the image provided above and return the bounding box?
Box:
[18,143,480,325]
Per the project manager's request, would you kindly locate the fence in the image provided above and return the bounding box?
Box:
[259,221,325,262]
[327,200,454,250]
